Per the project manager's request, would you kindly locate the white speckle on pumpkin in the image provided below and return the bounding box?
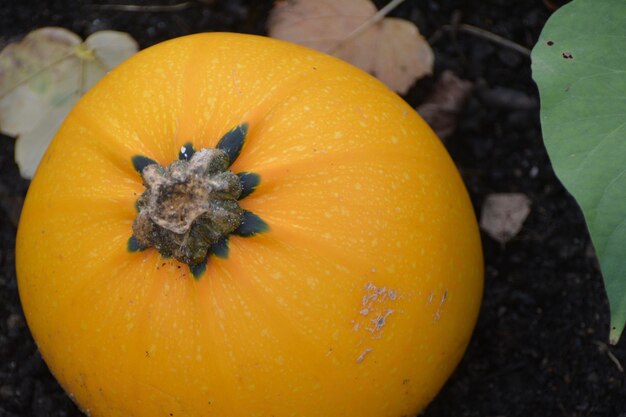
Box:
[306,276,319,288]
[231,67,242,96]
[434,290,449,322]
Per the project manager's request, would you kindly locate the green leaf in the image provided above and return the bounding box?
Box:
[531,0,626,344]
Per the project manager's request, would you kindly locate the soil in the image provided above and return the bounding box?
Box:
[1,1,625,416]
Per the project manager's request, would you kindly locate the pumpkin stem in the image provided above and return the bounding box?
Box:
[132,148,243,265]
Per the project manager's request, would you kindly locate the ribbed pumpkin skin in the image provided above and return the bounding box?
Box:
[16,33,482,417]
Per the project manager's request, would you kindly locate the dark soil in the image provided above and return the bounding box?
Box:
[1,1,625,416]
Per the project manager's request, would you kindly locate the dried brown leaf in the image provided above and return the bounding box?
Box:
[268,0,433,94]
[417,70,473,140]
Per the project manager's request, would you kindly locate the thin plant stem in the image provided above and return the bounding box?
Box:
[325,0,408,53]
[431,23,531,56]
[86,1,193,12]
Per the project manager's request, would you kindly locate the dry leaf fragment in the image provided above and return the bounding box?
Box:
[268,0,433,94]
[417,70,473,140]
[0,27,138,178]
[480,193,531,244]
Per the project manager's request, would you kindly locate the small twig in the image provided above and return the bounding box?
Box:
[594,340,624,373]
[430,23,531,57]
[85,1,193,12]
[325,0,407,54]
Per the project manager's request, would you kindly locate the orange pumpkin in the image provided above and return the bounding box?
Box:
[16,33,483,417]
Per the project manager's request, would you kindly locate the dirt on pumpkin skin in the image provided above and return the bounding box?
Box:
[1,1,625,416]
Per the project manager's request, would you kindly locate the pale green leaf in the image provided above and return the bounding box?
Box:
[531,0,626,344]
[0,27,138,178]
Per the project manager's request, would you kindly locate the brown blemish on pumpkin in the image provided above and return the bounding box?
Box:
[369,309,394,333]
[356,348,373,363]
[353,282,399,356]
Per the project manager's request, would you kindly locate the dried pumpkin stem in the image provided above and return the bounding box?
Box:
[132,148,243,265]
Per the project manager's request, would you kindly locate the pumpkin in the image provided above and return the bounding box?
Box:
[16,33,483,417]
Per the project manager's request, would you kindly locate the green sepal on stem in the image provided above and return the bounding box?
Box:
[128,123,268,279]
